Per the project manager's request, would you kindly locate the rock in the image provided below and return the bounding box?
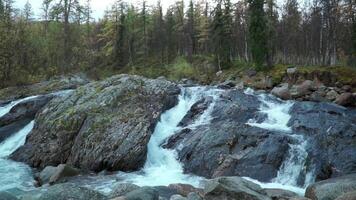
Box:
[109,183,140,198]
[166,90,291,182]
[170,195,187,200]
[287,67,297,75]
[218,80,236,89]
[288,102,356,180]
[11,75,179,172]
[48,164,80,184]
[0,191,19,200]
[290,80,315,98]
[334,93,354,106]
[38,166,57,185]
[20,183,106,200]
[305,174,356,200]
[125,187,159,200]
[341,85,352,92]
[168,184,203,197]
[326,90,339,101]
[246,68,257,77]
[0,95,54,127]
[335,191,356,200]
[153,186,181,200]
[271,84,291,100]
[263,189,298,199]
[187,193,203,200]
[203,176,270,200]
[0,75,89,103]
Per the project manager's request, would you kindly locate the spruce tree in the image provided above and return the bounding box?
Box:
[248,0,268,69]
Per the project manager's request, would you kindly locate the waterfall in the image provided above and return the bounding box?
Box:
[244,89,314,195]
[0,90,73,192]
[125,87,222,187]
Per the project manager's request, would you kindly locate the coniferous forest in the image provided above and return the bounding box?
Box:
[0,0,355,87]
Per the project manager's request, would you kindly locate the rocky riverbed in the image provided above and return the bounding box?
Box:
[0,74,355,200]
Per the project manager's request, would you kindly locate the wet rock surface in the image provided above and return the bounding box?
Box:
[305,174,356,200]
[11,74,179,172]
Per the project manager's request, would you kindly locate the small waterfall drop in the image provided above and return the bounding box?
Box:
[244,89,314,194]
[126,87,222,187]
[0,96,38,118]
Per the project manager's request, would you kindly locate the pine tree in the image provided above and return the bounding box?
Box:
[248,0,268,69]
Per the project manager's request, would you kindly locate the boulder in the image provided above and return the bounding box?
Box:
[124,187,159,200]
[334,93,354,107]
[271,84,291,100]
[263,189,298,199]
[20,183,106,200]
[0,95,54,127]
[109,183,140,198]
[288,102,356,180]
[326,90,339,101]
[168,184,203,197]
[203,176,270,200]
[37,164,80,185]
[218,80,236,89]
[290,80,314,98]
[335,191,356,200]
[305,174,356,200]
[187,193,203,200]
[11,75,180,172]
[170,195,187,200]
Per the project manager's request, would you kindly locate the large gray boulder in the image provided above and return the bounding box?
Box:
[288,102,356,180]
[109,183,140,198]
[11,75,179,172]
[305,174,356,200]
[19,183,106,200]
[37,164,80,185]
[203,176,270,200]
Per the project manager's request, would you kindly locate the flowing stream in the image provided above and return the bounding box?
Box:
[0,87,315,196]
[124,87,222,187]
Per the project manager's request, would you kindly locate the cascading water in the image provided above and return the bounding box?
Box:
[124,87,222,187]
[0,105,35,191]
[0,90,73,192]
[244,89,314,195]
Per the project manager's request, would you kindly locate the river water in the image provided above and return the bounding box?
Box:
[0,87,314,196]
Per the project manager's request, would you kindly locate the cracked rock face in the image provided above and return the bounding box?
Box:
[11,74,179,172]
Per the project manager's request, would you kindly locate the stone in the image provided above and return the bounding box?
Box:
[287,67,297,74]
[305,174,356,200]
[170,194,187,200]
[290,80,314,98]
[271,84,291,100]
[263,188,298,199]
[187,193,203,200]
[168,184,203,197]
[38,166,57,185]
[48,164,80,185]
[203,176,270,200]
[335,191,356,200]
[124,187,159,200]
[341,85,352,92]
[11,75,179,172]
[109,183,140,198]
[218,80,236,89]
[334,93,354,107]
[326,90,339,101]
[20,183,106,200]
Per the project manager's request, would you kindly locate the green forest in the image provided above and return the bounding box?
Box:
[0,0,355,87]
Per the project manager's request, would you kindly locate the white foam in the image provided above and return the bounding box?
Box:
[247,93,293,133]
[243,177,305,196]
[126,87,221,187]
